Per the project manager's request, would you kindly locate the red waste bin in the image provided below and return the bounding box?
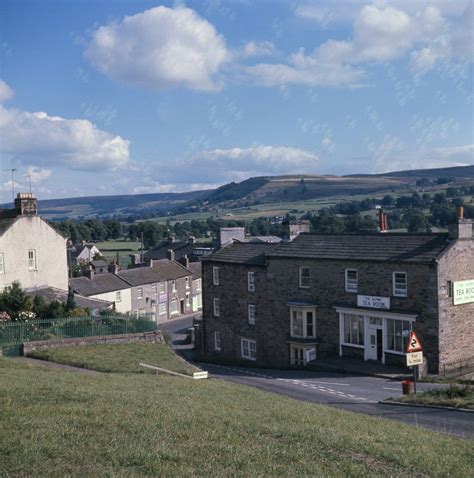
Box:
[402,380,413,395]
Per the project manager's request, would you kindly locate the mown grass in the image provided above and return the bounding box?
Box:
[1,358,473,477]
[27,343,199,376]
[396,384,474,409]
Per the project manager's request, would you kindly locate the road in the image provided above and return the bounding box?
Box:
[159,316,474,439]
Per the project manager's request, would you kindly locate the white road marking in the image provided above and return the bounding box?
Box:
[383,387,400,391]
[303,381,350,386]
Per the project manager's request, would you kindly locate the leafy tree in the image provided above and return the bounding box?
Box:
[381,195,395,207]
[0,282,32,319]
[404,209,431,233]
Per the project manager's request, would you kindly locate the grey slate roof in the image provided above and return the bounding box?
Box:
[187,261,202,280]
[70,273,130,296]
[203,242,279,266]
[25,286,112,311]
[150,259,192,280]
[91,260,107,268]
[269,233,451,263]
[144,240,215,261]
[117,267,163,287]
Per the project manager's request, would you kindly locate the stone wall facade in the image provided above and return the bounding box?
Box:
[437,238,474,370]
[23,331,163,355]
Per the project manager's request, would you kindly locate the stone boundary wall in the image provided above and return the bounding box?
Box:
[23,331,163,355]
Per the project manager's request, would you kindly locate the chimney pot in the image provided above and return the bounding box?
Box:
[166,249,175,261]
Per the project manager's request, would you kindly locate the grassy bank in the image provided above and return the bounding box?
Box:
[27,343,199,376]
[1,358,473,476]
[396,384,474,409]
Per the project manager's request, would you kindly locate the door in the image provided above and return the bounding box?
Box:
[291,346,304,366]
[376,329,383,361]
[367,329,378,361]
[180,300,185,314]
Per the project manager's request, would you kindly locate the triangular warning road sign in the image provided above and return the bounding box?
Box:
[406,331,423,353]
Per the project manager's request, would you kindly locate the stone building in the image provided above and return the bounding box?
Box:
[0,193,68,292]
[201,218,473,373]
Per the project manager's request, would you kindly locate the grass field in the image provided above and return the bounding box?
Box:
[28,343,199,376]
[1,354,473,476]
[396,385,474,409]
[95,241,142,268]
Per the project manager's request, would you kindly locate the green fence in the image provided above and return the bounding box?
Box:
[0,316,158,356]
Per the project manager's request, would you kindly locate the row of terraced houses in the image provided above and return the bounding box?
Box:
[0,193,202,320]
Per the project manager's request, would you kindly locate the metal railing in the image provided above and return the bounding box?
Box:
[0,316,158,356]
[439,358,474,380]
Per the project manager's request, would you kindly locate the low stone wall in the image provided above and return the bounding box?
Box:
[23,331,163,355]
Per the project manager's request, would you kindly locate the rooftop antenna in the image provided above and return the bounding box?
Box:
[2,168,17,203]
[24,173,32,194]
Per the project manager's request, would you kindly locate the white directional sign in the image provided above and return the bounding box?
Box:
[406,351,423,367]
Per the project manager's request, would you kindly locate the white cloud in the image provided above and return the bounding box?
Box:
[184,145,319,182]
[246,42,365,87]
[240,41,276,58]
[25,167,52,184]
[0,105,129,170]
[0,79,14,103]
[85,6,230,92]
[253,2,473,87]
[374,144,474,173]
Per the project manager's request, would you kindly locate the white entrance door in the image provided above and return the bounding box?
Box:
[367,329,378,360]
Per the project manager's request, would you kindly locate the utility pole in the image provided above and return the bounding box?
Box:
[2,168,17,204]
[24,173,32,194]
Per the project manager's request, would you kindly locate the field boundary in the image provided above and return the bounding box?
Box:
[23,331,163,355]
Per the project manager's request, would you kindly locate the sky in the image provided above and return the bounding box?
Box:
[0,0,473,202]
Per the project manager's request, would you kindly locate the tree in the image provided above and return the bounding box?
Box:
[0,282,32,320]
[66,287,76,311]
[404,209,431,233]
[381,195,395,207]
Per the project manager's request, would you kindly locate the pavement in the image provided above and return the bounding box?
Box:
[161,315,474,439]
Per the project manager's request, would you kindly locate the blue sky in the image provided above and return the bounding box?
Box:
[0,0,472,202]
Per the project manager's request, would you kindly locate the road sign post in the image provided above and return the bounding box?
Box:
[406,332,423,395]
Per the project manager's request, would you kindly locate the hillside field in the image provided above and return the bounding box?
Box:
[1,353,473,477]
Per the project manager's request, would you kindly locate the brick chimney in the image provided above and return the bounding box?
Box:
[14,192,37,216]
[179,254,190,268]
[219,227,246,247]
[283,220,310,241]
[448,207,473,240]
[166,249,175,261]
[378,209,388,233]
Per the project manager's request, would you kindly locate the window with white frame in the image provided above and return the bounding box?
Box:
[186,292,190,307]
[248,304,256,325]
[290,308,316,338]
[213,298,220,317]
[159,282,165,293]
[28,249,36,270]
[158,302,167,315]
[0,253,4,274]
[386,319,411,353]
[196,279,201,291]
[393,272,407,297]
[185,277,190,289]
[151,283,157,293]
[343,313,365,346]
[241,338,256,360]
[214,331,221,351]
[137,287,143,299]
[171,280,177,292]
[213,267,220,285]
[170,298,179,315]
[196,293,202,309]
[299,267,310,288]
[116,291,122,302]
[345,269,358,293]
[247,272,255,292]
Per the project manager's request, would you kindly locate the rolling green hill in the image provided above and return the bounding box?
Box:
[3,165,472,220]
